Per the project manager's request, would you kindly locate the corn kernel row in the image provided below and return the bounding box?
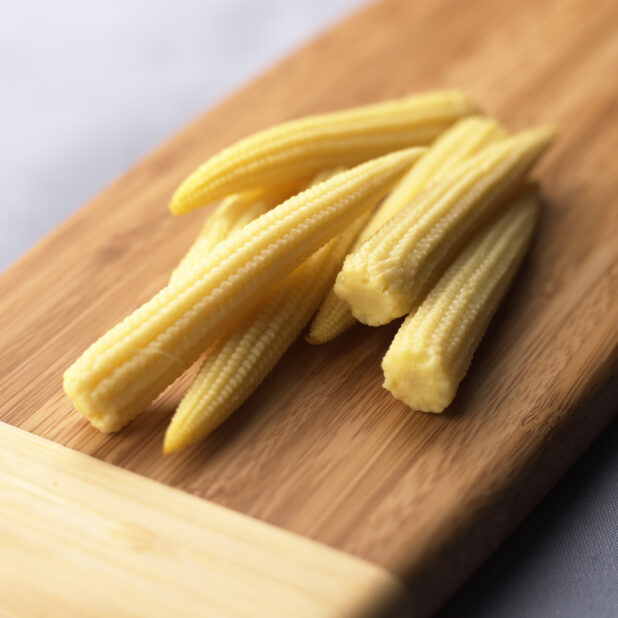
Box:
[171,186,299,284]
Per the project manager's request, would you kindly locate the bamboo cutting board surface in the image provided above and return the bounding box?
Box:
[1,0,617,614]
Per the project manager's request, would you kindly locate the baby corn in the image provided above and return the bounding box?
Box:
[335,126,555,326]
[170,91,478,214]
[171,186,302,284]
[308,116,504,343]
[63,148,424,433]
[164,216,368,454]
[382,191,539,412]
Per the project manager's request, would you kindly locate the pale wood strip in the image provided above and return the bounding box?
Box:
[0,422,410,618]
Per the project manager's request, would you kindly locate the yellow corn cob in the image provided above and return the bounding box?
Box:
[170,91,478,214]
[63,147,424,433]
[308,116,505,343]
[171,186,302,284]
[382,190,539,412]
[335,126,556,326]
[164,215,368,454]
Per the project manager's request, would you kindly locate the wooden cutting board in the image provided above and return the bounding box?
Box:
[1,0,617,615]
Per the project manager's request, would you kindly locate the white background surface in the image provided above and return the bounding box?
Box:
[0,0,361,270]
[1,1,616,616]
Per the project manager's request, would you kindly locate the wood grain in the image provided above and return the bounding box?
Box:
[1,0,617,615]
[0,422,409,618]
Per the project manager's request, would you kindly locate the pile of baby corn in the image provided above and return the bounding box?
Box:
[63,90,556,454]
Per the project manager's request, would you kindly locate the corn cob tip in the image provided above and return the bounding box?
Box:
[162,425,188,455]
[170,185,191,216]
[305,329,331,345]
[306,288,357,344]
[164,403,218,453]
[305,331,326,345]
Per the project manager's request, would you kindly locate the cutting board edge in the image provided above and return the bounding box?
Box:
[0,421,413,618]
[403,363,618,616]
